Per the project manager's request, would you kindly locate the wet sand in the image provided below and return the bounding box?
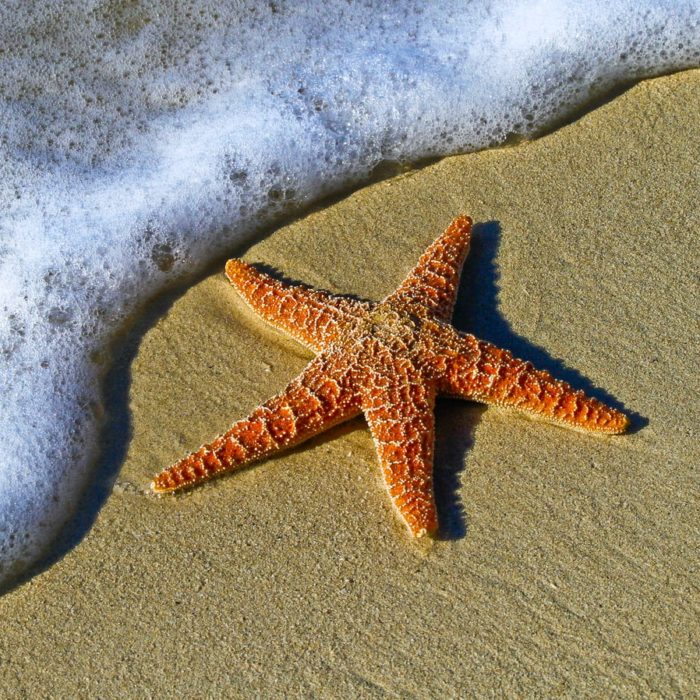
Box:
[1,70,698,697]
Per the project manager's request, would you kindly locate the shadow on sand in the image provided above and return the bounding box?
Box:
[433,220,644,540]
[2,218,643,593]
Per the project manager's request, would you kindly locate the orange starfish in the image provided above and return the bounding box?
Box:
[152,216,628,537]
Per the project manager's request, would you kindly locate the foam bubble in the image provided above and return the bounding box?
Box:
[1,0,698,584]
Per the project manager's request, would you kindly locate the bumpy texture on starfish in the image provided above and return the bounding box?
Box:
[153,216,628,537]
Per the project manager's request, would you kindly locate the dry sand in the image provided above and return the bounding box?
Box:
[1,70,698,698]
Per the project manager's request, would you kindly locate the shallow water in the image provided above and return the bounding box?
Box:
[1,0,699,584]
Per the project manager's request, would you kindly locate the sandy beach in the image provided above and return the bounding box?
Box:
[1,69,698,697]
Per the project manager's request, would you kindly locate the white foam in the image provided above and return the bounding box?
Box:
[1,0,698,583]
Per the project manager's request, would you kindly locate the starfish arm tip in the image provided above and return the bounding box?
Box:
[150,476,169,494]
[150,478,166,494]
[609,410,631,434]
[224,257,246,282]
[151,468,196,494]
[411,524,438,539]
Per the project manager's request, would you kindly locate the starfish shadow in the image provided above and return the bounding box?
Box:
[429,220,644,542]
[455,221,643,429]
[433,400,484,540]
[253,262,373,305]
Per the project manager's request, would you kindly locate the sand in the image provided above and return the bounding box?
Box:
[1,70,698,698]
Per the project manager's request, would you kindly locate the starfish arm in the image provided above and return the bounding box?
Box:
[434,330,629,434]
[152,352,360,493]
[384,215,472,321]
[226,258,372,352]
[360,361,438,537]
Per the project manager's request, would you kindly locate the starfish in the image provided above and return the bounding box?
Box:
[152,216,628,536]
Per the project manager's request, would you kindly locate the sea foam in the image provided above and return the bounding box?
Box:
[1,0,698,584]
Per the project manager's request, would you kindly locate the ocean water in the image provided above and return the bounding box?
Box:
[0,0,698,584]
